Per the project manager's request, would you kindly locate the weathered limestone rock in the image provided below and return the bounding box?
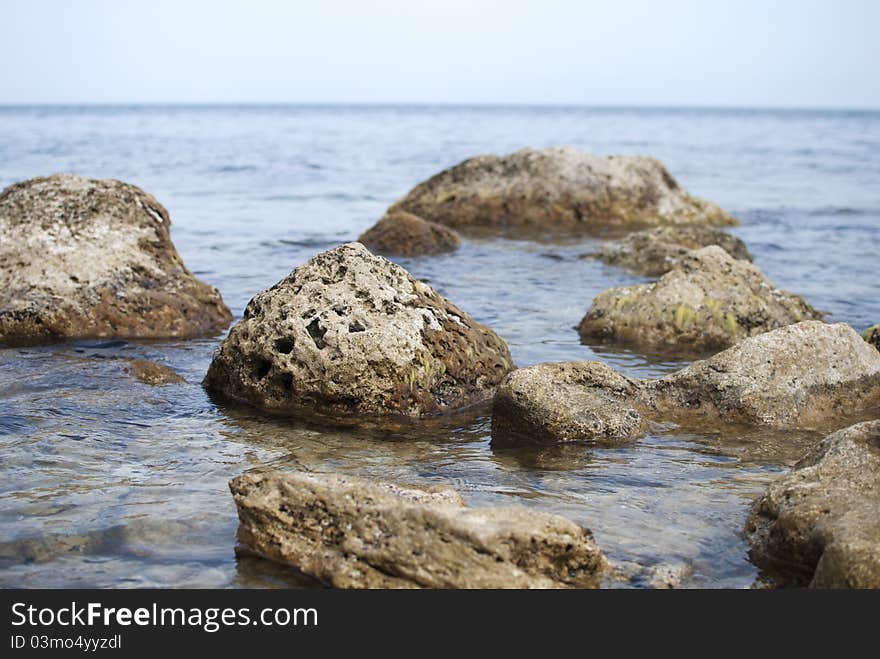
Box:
[492,362,648,444]
[492,322,880,444]
[204,242,512,421]
[744,421,880,588]
[591,225,752,276]
[390,147,736,237]
[0,174,231,344]
[579,246,820,354]
[125,359,185,386]
[230,470,607,589]
[358,210,460,256]
[863,325,880,351]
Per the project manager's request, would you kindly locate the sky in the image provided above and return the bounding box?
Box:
[0,0,878,108]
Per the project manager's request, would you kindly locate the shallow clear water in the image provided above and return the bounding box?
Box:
[1,105,878,588]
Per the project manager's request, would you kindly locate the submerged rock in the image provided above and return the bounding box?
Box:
[389,147,736,237]
[492,362,647,444]
[590,225,752,276]
[492,322,880,444]
[204,242,512,421]
[0,174,231,344]
[863,325,880,351]
[579,246,819,354]
[124,359,185,386]
[358,210,460,256]
[744,420,880,588]
[230,470,607,589]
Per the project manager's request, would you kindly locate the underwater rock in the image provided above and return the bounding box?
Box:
[744,420,880,588]
[0,174,231,344]
[389,147,736,237]
[492,362,648,444]
[492,322,880,443]
[124,359,185,386]
[204,242,512,421]
[230,470,607,589]
[578,246,820,354]
[590,225,752,276]
[358,210,461,256]
[863,325,880,351]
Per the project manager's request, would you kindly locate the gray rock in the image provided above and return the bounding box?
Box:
[230,469,607,589]
[579,246,820,354]
[744,420,880,588]
[204,242,512,422]
[492,322,880,444]
[591,225,752,276]
[358,210,460,256]
[0,174,231,344]
[390,147,736,237]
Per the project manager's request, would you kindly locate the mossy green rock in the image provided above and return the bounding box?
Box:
[863,325,880,351]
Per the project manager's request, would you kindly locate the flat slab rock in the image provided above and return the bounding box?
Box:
[230,470,607,589]
[579,245,820,354]
[590,225,752,276]
[493,321,880,444]
[0,174,231,343]
[390,147,736,237]
[744,420,880,588]
[358,210,460,257]
[204,242,512,421]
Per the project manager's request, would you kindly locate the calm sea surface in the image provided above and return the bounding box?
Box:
[1,105,878,587]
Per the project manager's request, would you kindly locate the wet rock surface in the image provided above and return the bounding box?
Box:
[590,225,752,276]
[124,359,185,386]
[204,242,512,421]
[493,322,880,443]
[357,210,461,256]
[744,420,880,588]
[863,325,880,351]
[0,174,232,344]
[390,147,736,237]
[579,246,820,354]
[230,469,607,589]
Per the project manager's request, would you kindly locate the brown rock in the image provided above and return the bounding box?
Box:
[0,174,231,344]
[579,246,820,354]
[390,147,736,238]
[230,469,607,589]
[204,242,512,422]
[125,359,185,386]
[744,420,880,588]
[358,210,460,256]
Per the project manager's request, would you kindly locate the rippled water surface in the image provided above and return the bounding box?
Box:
[1,106,878,588]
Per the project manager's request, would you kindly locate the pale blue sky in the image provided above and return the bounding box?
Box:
[1,0,878,107]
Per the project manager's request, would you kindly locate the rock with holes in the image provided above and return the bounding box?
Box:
[203,242,512,422]
[388,147,736,238]
[230,469,607,588]
[863,325,880,352]
[579,246,820,354]
[0,174,231,344]
[491,322,880,444]
[590,225,752,276]
[492,361,648,444]
[358,210,461,257]
[744,420,880,588]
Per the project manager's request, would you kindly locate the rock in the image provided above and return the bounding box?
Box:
[863,325,880,351]
[744,420,880,588]
[652,321,880,428]
[230,470,607,589]
[124,358,185,385]
[389,147,736,237]
[492,362,648,444]
[578,246,820,354]
[357,210,460,257]
[590,225,752,276]
[492,322,880,443]
[0,174,231,344]
[204,242,513,421]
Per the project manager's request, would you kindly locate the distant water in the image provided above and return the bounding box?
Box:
[1,105,878,588]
